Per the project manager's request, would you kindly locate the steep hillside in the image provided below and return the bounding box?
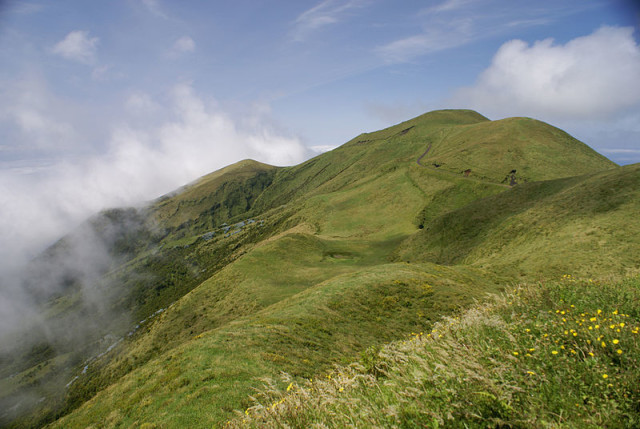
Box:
[151,159,277,230]
[1,109,633,428]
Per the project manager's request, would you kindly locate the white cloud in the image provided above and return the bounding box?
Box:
[452,26,640,119]
[427,0,473,13]
[174,36,195,53]
[291,0,366,41]
[125,91,160,115]
[376,23,472,62]
[309,144,338,153]
[167,36,195,58]
[0,75,78,151]
[51,30,99,64]
[91,64,110,81]
[375,0,480,64]
[141,0,168,19]
[0,83,308,270]
[375,2,581,64]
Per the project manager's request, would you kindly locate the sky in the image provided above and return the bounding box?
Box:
[0,0,639,267]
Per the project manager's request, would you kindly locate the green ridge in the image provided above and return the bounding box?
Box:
[2,109,635,428]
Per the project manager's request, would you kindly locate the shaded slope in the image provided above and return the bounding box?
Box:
[398,163,640,278]
[151,159,278,231]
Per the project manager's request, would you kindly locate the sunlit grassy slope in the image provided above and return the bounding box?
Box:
[5,109,634,428]
[232,275,640,428]
[398,163,640,279]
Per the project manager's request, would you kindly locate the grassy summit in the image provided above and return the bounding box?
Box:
[2,110,636,428]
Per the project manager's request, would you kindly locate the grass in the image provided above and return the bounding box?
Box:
[3,109,634,428]
[48,263,502,428]
[398,163,640,279]
[231,275,640,428]
[426,116,617,183]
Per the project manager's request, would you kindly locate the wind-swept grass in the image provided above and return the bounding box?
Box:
[231,275,640,428]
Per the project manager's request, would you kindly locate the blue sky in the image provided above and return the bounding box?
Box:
[0,0,639,265]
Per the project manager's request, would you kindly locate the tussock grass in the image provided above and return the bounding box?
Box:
[231,275,640,428]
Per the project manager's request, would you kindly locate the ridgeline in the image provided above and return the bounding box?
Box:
[1,110,637,428]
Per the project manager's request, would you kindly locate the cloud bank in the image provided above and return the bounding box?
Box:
[0,83,308,271]
[452,26,640,119]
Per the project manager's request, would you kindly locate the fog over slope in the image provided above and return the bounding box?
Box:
[0,84,308,354]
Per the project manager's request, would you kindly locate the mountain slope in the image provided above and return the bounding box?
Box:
[426,116,617,183]
[151,159,277,231]
[397,163,640,278]
[230,275,640,428]
[1,109,633,428]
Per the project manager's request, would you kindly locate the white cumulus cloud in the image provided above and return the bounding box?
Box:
[51,30,99,64]
[171,36,195,55]
[452,26,640,119]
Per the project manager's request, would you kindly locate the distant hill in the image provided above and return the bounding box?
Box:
[2,109,637,429]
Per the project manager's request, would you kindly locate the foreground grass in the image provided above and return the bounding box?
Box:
[231,275,640,428]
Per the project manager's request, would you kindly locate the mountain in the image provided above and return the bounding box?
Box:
[1,110,637,428]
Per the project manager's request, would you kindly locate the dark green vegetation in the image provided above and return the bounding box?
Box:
[0,109,636,428]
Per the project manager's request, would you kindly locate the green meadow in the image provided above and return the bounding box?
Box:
[2,110,638,428]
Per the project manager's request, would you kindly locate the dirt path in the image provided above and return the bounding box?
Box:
[416,144,432,166]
